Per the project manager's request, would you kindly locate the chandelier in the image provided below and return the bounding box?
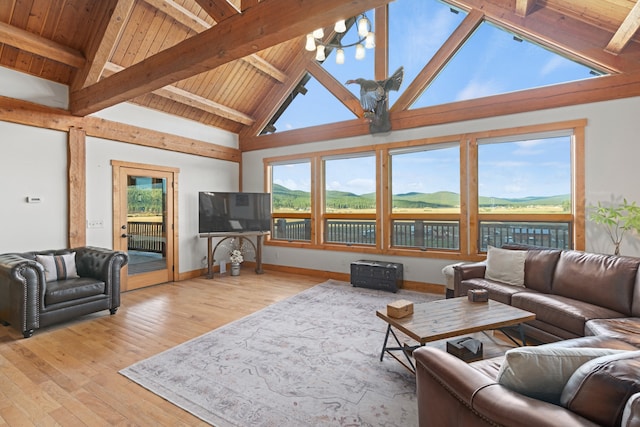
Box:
[304,13,375,64]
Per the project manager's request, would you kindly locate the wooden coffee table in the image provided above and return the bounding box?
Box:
[376,297,536,373]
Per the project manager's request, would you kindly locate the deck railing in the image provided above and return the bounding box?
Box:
[273,218,571,250]
[127,221,165,253]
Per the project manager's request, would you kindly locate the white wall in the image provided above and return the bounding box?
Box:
[0,122,68,251]
[0,66,239,274]
[242,96,640,287]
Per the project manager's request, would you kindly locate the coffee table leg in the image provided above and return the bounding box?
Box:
[380,324,417,373]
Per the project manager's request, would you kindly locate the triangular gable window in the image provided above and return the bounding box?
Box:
[412,20,605,109]
[388,0,467,106]
[271,73,356,132]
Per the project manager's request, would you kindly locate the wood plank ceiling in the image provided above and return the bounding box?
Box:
[0,0,639,148]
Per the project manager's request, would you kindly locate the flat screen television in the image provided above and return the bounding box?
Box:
[199,191,271,233]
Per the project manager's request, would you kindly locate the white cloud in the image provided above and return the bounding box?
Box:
[540,56,567,77]
[456,79,501,101]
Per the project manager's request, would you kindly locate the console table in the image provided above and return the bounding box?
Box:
[199,231,269,279]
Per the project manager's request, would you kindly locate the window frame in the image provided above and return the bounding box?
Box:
[263,119,586,258]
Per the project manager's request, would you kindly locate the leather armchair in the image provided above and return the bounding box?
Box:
[0,246,128,338]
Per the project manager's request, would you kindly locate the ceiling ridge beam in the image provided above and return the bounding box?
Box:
[605,1,640,55]
[194,0,240,22]
[142,0,287,82]
[70,0,391,117]
[0,21,85,68]
[104,62,254,125]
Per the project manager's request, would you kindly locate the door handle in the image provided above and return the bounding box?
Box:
[121,233,129,238]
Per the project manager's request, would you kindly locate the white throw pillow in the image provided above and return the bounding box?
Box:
[621,392,640,427]
[35,252,79,282]
[497,346,625,405]
[484,246,526,286]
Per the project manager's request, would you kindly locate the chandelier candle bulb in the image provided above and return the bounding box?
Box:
[334,19,346,33]
[305,34,316,51]
[312,28,324,39]
[355,43,365,60]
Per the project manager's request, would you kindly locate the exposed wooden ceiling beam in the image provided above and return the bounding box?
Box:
[70,0,391,117]
[515,0,536,17]
[194,0,240,22]
[446,0,640,74]
[72,0,136,91]
[241,0,259,12]
[142,0,287,82]
[239,47,314,140]
[0,95,240,162]
[143,0,211,31]
[104,62,254,125]
[307,61,364,118]
[605,1,640,55]
[0,21,85,68]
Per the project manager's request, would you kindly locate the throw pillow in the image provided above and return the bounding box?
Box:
[621,392,640,427]
[497,346,626,405]
[35,253,79,282]
[484,246,526,286]
[561,350,640,427]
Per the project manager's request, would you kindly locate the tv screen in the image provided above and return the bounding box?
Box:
[199,192,271,233]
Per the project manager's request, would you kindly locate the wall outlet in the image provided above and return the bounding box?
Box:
[87,219,104,229]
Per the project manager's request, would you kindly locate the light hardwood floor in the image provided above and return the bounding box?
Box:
[0,269,324,426]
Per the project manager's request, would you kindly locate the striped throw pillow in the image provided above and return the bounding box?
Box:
[36,253,79,282]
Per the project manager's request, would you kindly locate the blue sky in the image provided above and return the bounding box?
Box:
[271,0,595,199]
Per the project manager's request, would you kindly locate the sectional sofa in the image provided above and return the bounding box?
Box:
[413,247,640,426]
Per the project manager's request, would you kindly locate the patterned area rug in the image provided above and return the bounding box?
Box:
[121,280,443,426]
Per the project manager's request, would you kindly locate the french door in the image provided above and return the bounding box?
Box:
[112,161,178,291]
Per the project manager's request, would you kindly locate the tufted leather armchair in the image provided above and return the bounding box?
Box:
[0,246,128,338]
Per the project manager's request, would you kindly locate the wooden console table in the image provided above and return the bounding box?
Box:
[199,231,269,279]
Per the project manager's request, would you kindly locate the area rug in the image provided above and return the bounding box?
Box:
[120,280,443,426]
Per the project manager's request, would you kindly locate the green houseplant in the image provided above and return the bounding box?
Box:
[589,199,640,255]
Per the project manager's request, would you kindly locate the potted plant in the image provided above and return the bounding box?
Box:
[589,198,640,255]
[229,249,244,276]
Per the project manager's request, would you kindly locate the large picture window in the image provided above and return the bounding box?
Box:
[476,133,573,251]
[264,121,584,257]
[323,154,377,246]
[270,160,312,242]
[390,144,461,250]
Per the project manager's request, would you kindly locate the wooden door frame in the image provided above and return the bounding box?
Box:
[112,160,179,291]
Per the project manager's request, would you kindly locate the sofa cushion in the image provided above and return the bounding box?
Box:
[36,253,79,282]
[485,246,526,286]
[523,249,562,293]
[512,292,626,337]
[459,278,530,305]
[45,277,106,305]
[585,318,640,347]
[552,251,640,316]
[497,346,625,405]
[561,350,640,427]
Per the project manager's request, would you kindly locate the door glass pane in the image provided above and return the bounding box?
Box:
[127,175,167,275]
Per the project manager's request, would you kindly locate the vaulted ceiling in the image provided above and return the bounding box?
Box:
[1,0,640,150]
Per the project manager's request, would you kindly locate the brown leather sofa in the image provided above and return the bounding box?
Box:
[415,335,640,427]
[454,248,640,345]
[0,247,128,338]
[416,247,640,426]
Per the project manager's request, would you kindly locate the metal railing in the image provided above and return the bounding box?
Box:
[127,221,165,253]
[479,221,571,251]
[272,217,572,251]
[392,220,460,250]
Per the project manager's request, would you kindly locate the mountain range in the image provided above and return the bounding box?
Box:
[272,184,570,210]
